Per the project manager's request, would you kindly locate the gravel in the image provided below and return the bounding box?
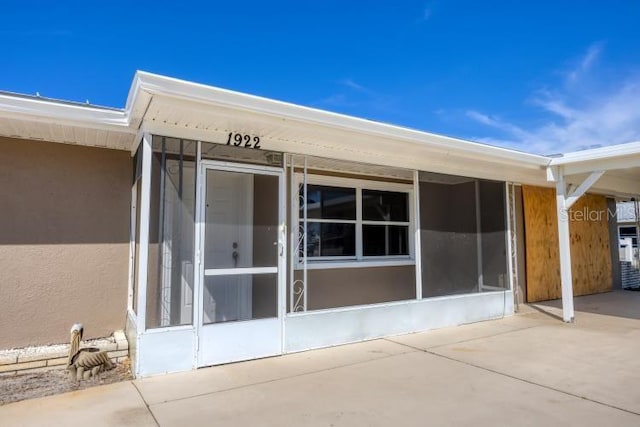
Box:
[0,359,132,406]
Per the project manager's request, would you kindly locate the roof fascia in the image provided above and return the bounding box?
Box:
[548,141,640,176]
[550,141,640,166]
[134,71,550,169]
[0,92,133,135]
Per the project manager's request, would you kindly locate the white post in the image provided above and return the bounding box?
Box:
[303,156,308,311]
[193,140,203,367]
[507,183,520,311]
[475,180,484,291]
[413,170,422,300]
[136,133,153,332]
[289,155,295,313]
[555,170,575,323]
[127,182,137,314]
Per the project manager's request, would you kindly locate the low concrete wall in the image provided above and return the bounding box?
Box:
[0,331,129,376]
[294,265,416,311]
[0,137,131,348]
[285,290,513,353]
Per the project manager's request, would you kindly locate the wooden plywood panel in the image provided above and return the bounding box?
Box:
[522,186,561,302]
[522,186,612,303]
[570,193,613,296]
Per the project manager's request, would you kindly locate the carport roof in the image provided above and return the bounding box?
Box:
[548,142,640,198]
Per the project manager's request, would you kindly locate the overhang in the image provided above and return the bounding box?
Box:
[132,72,550,184]
[548,142,640,198]
[0,91,136,150]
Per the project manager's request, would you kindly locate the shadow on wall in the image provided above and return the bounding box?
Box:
[0,137,131,349]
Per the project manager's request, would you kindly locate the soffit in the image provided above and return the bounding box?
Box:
[141,93,549,185]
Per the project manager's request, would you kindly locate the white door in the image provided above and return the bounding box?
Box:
[202,171,253,324]
[197,162,284,367]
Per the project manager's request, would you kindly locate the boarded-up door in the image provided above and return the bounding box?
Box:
[522,186,612,302]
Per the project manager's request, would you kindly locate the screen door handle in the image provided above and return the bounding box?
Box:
[232,247,239,267]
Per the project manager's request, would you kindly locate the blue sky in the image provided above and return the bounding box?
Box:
[1,1,640,154]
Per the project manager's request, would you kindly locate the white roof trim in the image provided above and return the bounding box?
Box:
[550,141,640,165]
[132,71,549,168]
[547,141,640,178]
[0,92,130,131]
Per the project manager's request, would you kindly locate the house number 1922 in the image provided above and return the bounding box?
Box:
[226,132,261,149]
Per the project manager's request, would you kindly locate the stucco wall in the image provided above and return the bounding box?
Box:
[0,137,131,349]
[294,265,416,310]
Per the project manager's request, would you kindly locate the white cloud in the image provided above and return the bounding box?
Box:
[317,78,398,113]
[466,43,640,155]
[567,42,603,83]
[465,110,531,141]
[339,78,373,95]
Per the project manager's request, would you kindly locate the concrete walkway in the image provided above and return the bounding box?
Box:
[2,291,640,426]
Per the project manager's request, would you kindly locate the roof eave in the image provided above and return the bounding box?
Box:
[133,71,550,169]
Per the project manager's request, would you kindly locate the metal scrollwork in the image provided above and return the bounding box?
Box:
[292,280,306,312]
[290,161,308,312]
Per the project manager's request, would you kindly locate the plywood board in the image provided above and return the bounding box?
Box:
[522,186,612,303]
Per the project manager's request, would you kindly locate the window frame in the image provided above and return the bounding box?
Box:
[294,174,415,269]
[619,224,638,248]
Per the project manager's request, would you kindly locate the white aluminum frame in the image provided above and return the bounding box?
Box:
[131,134,517,377]
[475,180,484,292]
[413,170,423,300]
[618,224,639,248]
[292,173,415,269]
[506,183,519,303]
[136,133,153,333]
[127,180,137,317]
[195,159,286,367]
[133,136,200,377]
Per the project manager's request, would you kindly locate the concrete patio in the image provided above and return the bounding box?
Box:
[2,290,639,427]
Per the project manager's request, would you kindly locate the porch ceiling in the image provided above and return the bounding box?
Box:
[289,154,416,181]
[138,84,550,185]
[565,170,640,199]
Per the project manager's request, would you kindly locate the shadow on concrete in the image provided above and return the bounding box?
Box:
[526,304,564,322]
[532,290,640,321]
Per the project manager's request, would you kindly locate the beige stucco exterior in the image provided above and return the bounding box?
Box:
[0,137,131,349]
[294,265,416,310]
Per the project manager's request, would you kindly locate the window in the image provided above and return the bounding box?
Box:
[297,176,413,264]
[362,190,410,256]
[302,185,356,258]
[619,226,638,248]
